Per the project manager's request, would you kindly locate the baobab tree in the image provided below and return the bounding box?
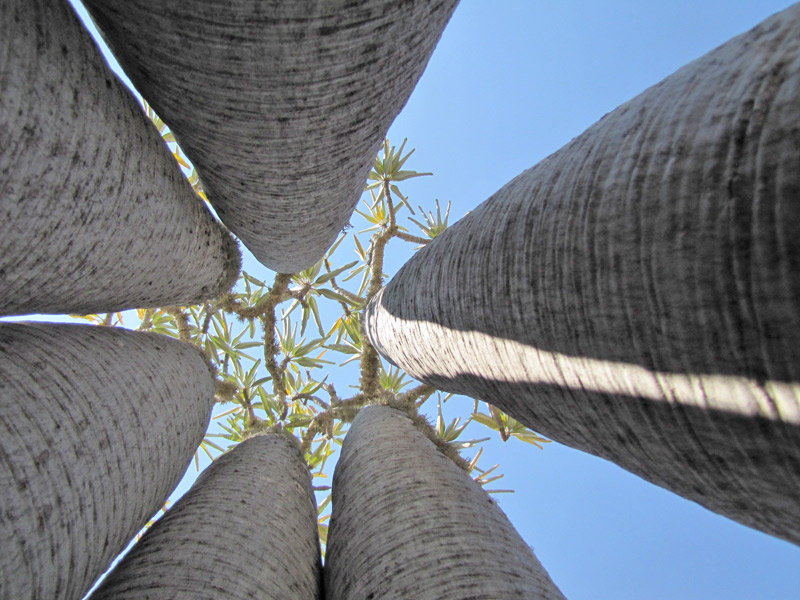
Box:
[365,3,800,545]
[0,0,240,317]
[0,323,215,599]
[81,0,460,272]
[88,435,321,600]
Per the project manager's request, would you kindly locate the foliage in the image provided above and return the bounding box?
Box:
[73,120,550,546]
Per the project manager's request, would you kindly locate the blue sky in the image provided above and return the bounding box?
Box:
[44,1,800,598]
[382,2,800,599]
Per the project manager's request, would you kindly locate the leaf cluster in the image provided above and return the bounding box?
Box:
[74,130,551,547]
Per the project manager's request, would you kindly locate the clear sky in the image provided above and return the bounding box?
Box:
[381,2,800,599]
[36,1,800,598]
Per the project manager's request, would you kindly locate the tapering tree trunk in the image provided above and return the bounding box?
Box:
[325,405,566,599]
[81,0,459,273]
[0,0,240,317]
[88,434,321,600]
[0,323,215,600]
[365,5,800,545]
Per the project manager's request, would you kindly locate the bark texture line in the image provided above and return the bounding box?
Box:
[325,405,567,600]
[82,0,459,273]
[0,323,214,600]
[0,0,240,317]
[90,434,321,600]
[366,5,800,544]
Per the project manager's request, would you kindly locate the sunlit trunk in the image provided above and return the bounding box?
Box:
[325,405,566,599]
[82,0,459,272]
[1,0,240,317]
[365,5,800,545]
[0,323,215,599]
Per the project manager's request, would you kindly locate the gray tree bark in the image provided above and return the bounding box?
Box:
[0,0,240,317]
[325,405,566,599]
[81,0,459,273]
[0,323,215,600]
[365,6,800,545]
[88,434,321,600]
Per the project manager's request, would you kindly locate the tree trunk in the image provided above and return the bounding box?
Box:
[81,0,459,273]
[0,0,240,317]
[365,6,800,545]
[325,405,566,599]
[88,434,321,600]
[0,323,215,600]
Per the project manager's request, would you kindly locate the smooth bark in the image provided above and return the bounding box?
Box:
[82,0,459,272]
[0,323,215,600]
[89,434,321,600]
[0,0,240,317]
[325,405,566,599]
[365,6,800,544]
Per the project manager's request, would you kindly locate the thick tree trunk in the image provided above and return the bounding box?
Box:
[81,0,459,273]
[0,0,240,317]
[325,405,566,599]
[88,434,321,600]
[365,6,800,544]
[0,323,215,600]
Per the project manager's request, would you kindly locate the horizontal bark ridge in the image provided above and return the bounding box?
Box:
[0,323,214,600]
[325,405,567,599]
[82,0,459,272]
[89,434,321,600]
[365,5,800,545]
[0,0,240,317]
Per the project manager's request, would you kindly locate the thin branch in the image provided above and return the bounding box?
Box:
[358,181,401,397]
[385,185,397,230]
[328,276,366,305]
[239,388,259,427]
[260,273,293,418]
[138,308,154,331]
[200,301,214,336]
[165,307,191,342]
[395,231,430,245]
[288,282,312,301]
[399,383,436,407]
[221,274,294,320]
[321,383,340,405]
[292,393,330,410]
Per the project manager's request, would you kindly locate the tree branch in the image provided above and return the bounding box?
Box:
[394,231,430,245]
[260,273,293,418]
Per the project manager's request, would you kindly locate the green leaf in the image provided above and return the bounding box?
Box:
[511,430,551,448]
[326,233,347,257]
[353,236,367,261]
[471,412,501,431]
[341,264,365,282]
[296,356,335,368]
[318,288,358,306]
[283,298,301,318]
[317,494,332,515]
[308,296,324,337]
[287,415,313,428]
[301,303,310,336]
[341,318,361,344]
[201,438,226,453]
[294,338,324,358]
[324,343,359,355]
[236,341,263,350]
[315,261,359,285]
[242,271,266,287]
